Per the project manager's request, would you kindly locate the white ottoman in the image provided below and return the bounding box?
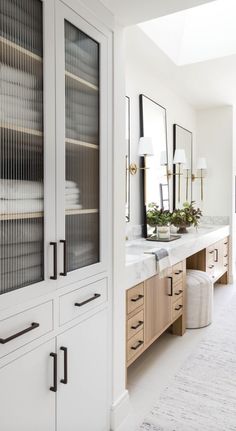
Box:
[186,269,213,329]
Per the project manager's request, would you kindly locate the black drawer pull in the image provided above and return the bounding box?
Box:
[131,294,144,302]
[224,241,228,245]
[224,263,228,267]
[50,352,57,392]
[214,249,219,263]
[131,340,144,351]
[0,322,39,345]
[131,320,143,330]
[75,293,101,307]
[60,347,68,385]
[209,265,214,269]
[60,240,67,277]
[175,289,183,296]
[168,276,173,296]
[209,250,214,254]
[224,254,228,258]
[50,242,57,280]
[174,270,183,275]
[175,304,183,311]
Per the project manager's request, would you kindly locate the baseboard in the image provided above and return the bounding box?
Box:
[110,390,130,430]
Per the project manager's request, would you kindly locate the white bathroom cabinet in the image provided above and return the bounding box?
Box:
[0,0,112,429]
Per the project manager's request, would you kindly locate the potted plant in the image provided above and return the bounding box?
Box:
[171,201,202,234]
[146,203,171,239]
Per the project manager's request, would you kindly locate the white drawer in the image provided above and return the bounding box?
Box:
[0,301,53,358]
[59,278,107,326]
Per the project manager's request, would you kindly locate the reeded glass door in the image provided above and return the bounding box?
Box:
[56,3,109,282]
[0,0,56,296]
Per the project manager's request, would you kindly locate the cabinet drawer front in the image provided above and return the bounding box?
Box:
[172,262,184,285]
[172,296,183,321]
[60,278,107,325]
[127,283,144,315]
[0,301,53,358]
[173,280,184,301]
[127,329,144,362]
[127,310,144,340]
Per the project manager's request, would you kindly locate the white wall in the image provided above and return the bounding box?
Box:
[195,107,233,217]
[125,26,197,231]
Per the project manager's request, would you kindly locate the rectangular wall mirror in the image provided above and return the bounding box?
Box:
[139,94,169,237]
[173,124,193,209]
[125,96,131,222]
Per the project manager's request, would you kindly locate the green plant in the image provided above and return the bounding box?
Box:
[146,203,171,227]
[171,201,202,228]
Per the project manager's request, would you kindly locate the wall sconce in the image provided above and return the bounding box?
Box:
[192,157,207,201]
[160,149,186,202]
[183,160,191,201]
[128,137,154,176]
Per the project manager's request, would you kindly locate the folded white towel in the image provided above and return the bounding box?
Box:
[0,199,43,214]
[0,180,43,200]
[66,180,78,189]
[0,65,39,88]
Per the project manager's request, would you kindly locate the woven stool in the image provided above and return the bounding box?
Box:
[186,269,213,328]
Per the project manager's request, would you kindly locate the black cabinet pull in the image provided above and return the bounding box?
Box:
[131,340,144,351]
[224,263,228,267]
[50,242,57,280]
[209,250,214,254]
[60,240,67,276]
[50,353,57,392]
[214,248,219,263]
[75,293,101,307]
[0,322,39,345]
[175,289,183,296]
[60,347,68,385]
[224,254,228,258]
[175,304,183,311]
[131,320,143,330]
[168,276,173,297]
[174,270,183,275]
[209,265,214,269]
[131,294,144,302]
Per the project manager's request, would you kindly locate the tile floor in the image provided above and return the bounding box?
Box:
[117,283,236,431]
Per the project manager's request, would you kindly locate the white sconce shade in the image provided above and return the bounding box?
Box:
[160,150,167,166]
[183,159,191,170]
[173,149,186,164]
[197,157,207,170]
[138,137,154,156]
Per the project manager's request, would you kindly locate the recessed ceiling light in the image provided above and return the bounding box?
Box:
[139,0,236,65]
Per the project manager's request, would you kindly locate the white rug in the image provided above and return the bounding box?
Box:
[138,292,236,431]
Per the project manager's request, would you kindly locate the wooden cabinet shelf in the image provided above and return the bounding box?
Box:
[66,208,98,216]
[0,212,43,221]
[65,138,98,150]
[0,123,43,137]
[65,70,98,92]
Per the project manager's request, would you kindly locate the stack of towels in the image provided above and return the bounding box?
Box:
[0,179,81,215]
[0,65,43,132]
[1,0,43,56]
[0,219,43,294]
[65,21,98,86]
[65,87,99,144]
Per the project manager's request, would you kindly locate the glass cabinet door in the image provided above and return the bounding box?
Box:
[56,3,109,281]
[0,0,55,297]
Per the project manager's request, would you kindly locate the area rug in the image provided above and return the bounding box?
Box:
[138,292,236,431]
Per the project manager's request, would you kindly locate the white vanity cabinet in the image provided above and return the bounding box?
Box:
[0,339,56,431]
[0,0,112,430]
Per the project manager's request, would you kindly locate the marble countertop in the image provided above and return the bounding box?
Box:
[125,224,230,290]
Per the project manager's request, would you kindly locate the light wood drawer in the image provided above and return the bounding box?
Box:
[127,310,144,341]
[173,280,184,302]
[172,296,183,321]
[127,329,144,362]
[127,283,144,315]
[0,301,53,358]
[60,278,107,326]
[172,262,184,285]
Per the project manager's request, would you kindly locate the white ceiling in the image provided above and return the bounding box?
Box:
[99,0,214,26]
[125,25,236,109]
[139,0,236,65]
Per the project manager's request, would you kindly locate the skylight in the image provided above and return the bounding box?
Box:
[139,0,236,65]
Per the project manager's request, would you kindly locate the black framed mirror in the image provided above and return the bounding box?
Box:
[125,96,131,222]
[173,124,193,209]
[139,94,169,237]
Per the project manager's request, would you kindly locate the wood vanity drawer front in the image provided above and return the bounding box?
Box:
[127,283,144,315]
[59,278,107,326]
[0,301,53,358]
[172,262,184,285]
[172,296,183,321]
[127,310,144,340]
[173,281,184,302]
[127,329,144,362]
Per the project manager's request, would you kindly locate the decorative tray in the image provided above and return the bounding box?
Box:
[146,235,181,242]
